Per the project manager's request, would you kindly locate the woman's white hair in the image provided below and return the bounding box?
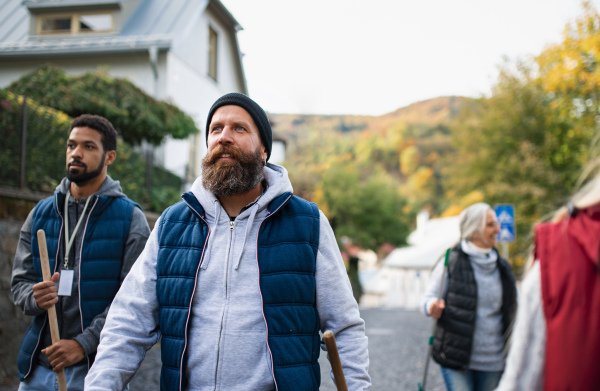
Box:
[459,202,492,240]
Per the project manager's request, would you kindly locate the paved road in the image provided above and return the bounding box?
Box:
[2,308,445,390]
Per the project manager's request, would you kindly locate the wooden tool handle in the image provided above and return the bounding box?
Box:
[37,230,68,391]
[323,330,348,391]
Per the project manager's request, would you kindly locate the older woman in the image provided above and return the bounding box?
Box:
[421,203,517,391]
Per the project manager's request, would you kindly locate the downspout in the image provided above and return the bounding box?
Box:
[146,46,159,194]
[149,46,159,98]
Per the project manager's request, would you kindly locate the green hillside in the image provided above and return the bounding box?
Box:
[266,96,470,258]
[271,96,468,209]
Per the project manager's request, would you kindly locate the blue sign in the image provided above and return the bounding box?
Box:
[494,204,516,243]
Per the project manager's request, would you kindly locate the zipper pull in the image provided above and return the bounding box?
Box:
[230,221,234,230]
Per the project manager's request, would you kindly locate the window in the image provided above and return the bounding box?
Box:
[38,12,113,35]
[79,14,112,33]
[208,26,218,81]
[40,16,72,34]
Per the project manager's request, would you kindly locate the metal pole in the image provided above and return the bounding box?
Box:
[419,248,450,391]
[145,144,152,195]
[501,242,509,260]
[20,96,28,189]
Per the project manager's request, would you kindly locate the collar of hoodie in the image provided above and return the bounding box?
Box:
[200,199,261,271]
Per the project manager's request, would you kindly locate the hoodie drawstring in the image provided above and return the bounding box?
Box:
[234,203,259,270]
[201,200,221,270]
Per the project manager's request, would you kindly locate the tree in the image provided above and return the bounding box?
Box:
[444,3,600,273]
[0,90,183,212]
[8,64,198,145]
[318,160,413,251]
[0,91,70,192]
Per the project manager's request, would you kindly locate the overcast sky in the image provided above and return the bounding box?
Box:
[219,0,597,116]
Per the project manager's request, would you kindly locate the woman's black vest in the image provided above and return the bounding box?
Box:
[431,244,517,370]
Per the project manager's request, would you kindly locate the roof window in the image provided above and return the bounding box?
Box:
[37,12,113,35]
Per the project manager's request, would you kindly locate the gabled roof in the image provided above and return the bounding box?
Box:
[23,0,122,12]
[0,0,30,44]
[0,0,242,57]
[0,34,173,56]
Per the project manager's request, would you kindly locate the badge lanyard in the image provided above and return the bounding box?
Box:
[63,191,92,270]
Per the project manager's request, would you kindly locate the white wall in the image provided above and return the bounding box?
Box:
[270,141,286,165]
[166,51,233,181]
[204,9,245,93]
[165,3,247,182]
[0,53,162,94]
[383,267,430,309]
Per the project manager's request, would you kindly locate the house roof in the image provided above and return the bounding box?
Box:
[383,215,460,270]
[0,34,173,56]
[23,0,122,12]
[0,0,242,57]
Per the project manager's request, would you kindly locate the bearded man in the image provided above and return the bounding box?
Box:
[85,93,371,391]
[11,114,151,391]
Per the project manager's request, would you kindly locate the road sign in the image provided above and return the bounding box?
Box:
[494,204,515,243]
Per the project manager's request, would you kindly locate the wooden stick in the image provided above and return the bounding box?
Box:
[37,230,68,391]
[323,330,348,391]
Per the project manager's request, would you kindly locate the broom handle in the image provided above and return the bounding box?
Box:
[37,230,68,391]
[324,330,348,391]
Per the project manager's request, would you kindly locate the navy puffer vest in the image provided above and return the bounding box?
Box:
[431,244,517,369]
[156,191,321,391]
[17,192,136,380]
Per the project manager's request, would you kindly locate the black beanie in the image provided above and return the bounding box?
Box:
[205,92,272,161]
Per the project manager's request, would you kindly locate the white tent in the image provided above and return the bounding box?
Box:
[372,212,460,308]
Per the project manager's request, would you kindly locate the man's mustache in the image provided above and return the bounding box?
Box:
[205,145,242,164]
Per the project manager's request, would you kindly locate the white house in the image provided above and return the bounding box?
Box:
[361,211,460,309]
[0,0,260,184]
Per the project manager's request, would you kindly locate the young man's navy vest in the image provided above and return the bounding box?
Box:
[156,191,321,391]
[17,191,136,380]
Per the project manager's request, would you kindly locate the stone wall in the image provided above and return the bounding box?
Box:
[0,194,38,383]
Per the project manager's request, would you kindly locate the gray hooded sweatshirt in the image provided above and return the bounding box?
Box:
[11,175,151,368]
[85,163,371,390]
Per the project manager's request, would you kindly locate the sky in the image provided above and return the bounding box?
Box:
[219,0,598,116]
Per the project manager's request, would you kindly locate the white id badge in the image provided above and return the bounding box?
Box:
[58,270,74,296]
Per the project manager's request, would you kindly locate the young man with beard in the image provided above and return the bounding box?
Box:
[11,114,151,391]
[85,93,371,391]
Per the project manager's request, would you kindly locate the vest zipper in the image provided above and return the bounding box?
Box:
[180,197,212,391]
[77,196,99,371]
[256,193,293,391]
[214,219,235,389]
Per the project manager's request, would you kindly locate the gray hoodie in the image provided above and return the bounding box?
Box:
[85,163,371,390]
[11,175,151,368]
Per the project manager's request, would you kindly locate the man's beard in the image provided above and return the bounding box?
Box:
[201,145,265,197]
[66,154,105,184]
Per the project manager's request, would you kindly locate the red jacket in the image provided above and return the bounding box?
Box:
[535,205,600,391]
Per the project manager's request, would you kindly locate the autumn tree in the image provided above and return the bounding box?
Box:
[445,3,600,272]
[317,159,413,251]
